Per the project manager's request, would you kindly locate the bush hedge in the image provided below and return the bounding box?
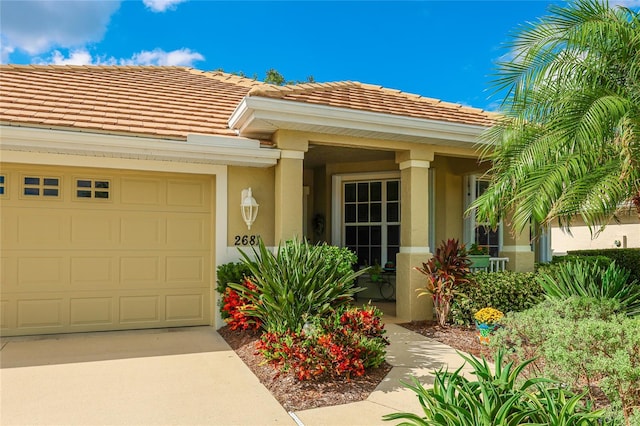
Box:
[450,271,544,326]
[567,248,640,283]
[492,297,640,424]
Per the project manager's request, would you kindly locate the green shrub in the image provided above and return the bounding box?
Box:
[216,261,254,317]
[567,249,640,283]
[383,349,605,425]
[536,260,640,316]
[229,238,365,333]
[450,271,543,326]
[257,304,389,381]
[492,298,640,424]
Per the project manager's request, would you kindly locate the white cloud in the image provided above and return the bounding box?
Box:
[142,0,188,13]
[0,1,121,56]
[123,48,204,66]
[36,48,204,67]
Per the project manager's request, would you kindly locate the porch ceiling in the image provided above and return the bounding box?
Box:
[304,145,395,168]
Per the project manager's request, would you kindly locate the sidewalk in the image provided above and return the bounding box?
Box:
[0,316,473,425]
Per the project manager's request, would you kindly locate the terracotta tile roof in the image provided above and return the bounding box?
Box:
[0,65,263,139]
[248,81,496,127]
[0,65,495,142]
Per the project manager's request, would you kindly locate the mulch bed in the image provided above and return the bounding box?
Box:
[217,321,481,412]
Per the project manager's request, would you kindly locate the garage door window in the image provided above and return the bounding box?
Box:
[76,179,110,200]
[22,176,60,198]
[0,175,5,196]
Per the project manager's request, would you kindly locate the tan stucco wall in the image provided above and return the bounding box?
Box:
[227,166,275,247]
[551,212,640,253]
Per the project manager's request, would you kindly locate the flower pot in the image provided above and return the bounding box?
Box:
[468,254,491,269]
[475,321,495,345]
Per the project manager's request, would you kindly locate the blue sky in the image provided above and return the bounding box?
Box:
[1,1,638,111]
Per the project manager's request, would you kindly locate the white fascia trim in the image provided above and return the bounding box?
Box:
[0,125,280,168]
[229,96,488,144]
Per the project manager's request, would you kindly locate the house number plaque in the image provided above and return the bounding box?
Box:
[234,235,260,246]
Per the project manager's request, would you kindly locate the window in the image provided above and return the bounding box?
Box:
[0,175,5,196]
[76,179,110,199]
[22,176,60,198]
[343,179,400,268]
[464,175,501,257]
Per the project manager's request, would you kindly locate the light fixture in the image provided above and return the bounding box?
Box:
[241,188,259,230]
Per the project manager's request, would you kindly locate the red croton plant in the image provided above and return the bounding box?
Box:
[414,238,471,327]
[222,278,261,331]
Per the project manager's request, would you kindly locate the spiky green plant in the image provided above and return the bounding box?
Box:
[536,259,640,316]
[228,238,365,333]
[383,349,606,425]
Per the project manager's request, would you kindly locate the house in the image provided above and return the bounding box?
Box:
[0,65,536,337]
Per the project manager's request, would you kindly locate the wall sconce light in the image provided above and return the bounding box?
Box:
[241,188,259,230]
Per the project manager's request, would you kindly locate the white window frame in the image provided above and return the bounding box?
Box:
[464,174,503,254]
[331,172,401,263]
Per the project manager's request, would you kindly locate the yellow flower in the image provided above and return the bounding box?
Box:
[474,307,504,325]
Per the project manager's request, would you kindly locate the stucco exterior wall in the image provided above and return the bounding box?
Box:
[227,166,275,247]
[551,212,640,254]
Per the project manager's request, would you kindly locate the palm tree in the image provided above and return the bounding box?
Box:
[471,0,639,235]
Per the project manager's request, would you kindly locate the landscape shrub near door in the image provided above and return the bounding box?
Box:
[451,271,543,326]
[216,261,254,318]
[568,249,640,283]
[414,239,471,327]
[229,238,365,333]
[257,305,389,381]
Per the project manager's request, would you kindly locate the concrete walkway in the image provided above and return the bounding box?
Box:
[1,317,473,425]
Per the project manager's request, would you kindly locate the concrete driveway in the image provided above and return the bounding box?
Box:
[0,326,294,425]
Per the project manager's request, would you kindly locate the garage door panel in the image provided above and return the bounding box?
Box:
[120,215,163,247]
[71,214,118,247]
[18,257,68,290]
[167,180,207,207]
[1,165,213,336]
[166,256,204,283]
[119,256,161,285]
[166,294,204,321]
[16,211,70,248]
[17,298,65,329]
[120,177,162,206]
[70,257,115,288]
[119,295,160,323]
[166,216,208,248]
[70,297,113,326]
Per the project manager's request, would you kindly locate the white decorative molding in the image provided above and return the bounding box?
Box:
[400,246,431,254]
[280,150,305,160]
[399,160,431,170]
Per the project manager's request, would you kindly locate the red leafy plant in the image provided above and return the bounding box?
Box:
[222,278,262,331]
[414,239,471,327]
[256,305,389,381]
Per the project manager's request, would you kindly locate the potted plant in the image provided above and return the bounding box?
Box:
[369,261,384,282]
[467,243,490,269]
[473,307,503,345]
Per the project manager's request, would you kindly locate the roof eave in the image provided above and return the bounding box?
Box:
[228,96,491,146]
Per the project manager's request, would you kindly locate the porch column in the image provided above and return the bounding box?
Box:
[273,131,308,243]
[500,213,535,272]
[395,150,434,322]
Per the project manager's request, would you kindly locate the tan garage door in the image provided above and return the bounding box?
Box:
[0,164,213,336]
